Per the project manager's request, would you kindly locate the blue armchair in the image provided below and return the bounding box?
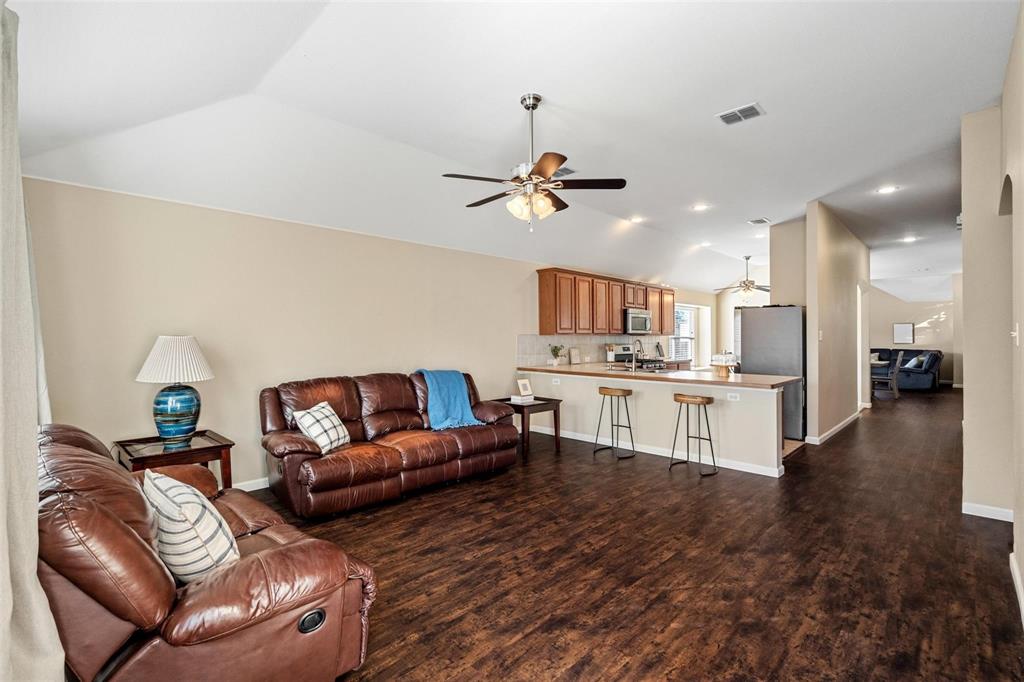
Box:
[870,348,944,390]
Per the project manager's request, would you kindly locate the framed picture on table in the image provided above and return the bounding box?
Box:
[516,378,534,398]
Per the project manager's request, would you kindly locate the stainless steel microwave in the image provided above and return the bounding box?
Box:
[625,308,653,334]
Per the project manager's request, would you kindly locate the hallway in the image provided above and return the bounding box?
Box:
[256,388,1024,679]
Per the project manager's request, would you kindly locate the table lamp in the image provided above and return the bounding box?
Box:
[136,335,214,445]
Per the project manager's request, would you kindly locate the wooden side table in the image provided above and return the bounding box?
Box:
[496,397,562,457]
[113,430,234,488]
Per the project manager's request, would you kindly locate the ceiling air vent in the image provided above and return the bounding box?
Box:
[747,217,771,225]
[717,102,766,125]
[551,166,576,179]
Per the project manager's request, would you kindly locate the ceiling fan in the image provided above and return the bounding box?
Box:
[442,93,627,227]
[715,256,770,294]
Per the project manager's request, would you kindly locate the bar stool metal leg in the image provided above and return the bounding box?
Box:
[700,403,718,476]
[669,401,683,468]
[592,395,606,457]
[619,396,636,460]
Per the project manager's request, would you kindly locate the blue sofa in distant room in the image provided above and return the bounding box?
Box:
[870,348,945,390]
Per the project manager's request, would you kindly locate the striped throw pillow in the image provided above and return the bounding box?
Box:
[142,470,240,583]
[293,401,350,453]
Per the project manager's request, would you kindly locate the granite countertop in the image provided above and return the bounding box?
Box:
[516,363,802,390]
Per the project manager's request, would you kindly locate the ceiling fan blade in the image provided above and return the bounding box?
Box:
[529,152,567,180]
[466,191,513,208]
[556,178,627,190]
[754,285,771,292]
[443,173,512,184]
[547,190,569,212]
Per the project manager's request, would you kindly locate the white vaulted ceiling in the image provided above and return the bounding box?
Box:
[11,1,1019,292]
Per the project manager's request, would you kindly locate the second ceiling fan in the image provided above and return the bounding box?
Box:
[442,93,627,226]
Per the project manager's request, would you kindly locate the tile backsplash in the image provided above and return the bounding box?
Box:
[517,334,673,367]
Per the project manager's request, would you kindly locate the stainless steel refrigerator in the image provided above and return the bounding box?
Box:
[738,305,806,440]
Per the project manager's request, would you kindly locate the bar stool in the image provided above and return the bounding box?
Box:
[669,394,718,476]
[593,386,636,460]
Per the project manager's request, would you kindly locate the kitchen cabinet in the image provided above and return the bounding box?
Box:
[664,361,692,371]
[624,283,645,309]
[646,287,662,334]
[575,276,594,333]
[538,268,673,336]
[661,288,676,335]
[593,278,610,334]
[609,281,624,334]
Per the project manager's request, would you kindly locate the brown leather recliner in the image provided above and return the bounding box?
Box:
[260,372,517,518]
[37,424,376,682]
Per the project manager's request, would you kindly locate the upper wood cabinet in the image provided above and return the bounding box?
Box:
[646,287,662,335]
[574,276,594,333]
[624,283,646,309]
[538,268,674,336]
[661,289,676,335]
[609,281,624,334]
[593,278,610,334]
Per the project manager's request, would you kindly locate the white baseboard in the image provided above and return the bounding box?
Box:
[1011,553,1024,631]
[528,425,784,478]
[962,502,1014,522]
[805,410,861,445]
[234,476,269,492]
[859,401,872,409]
[953,383,963,389]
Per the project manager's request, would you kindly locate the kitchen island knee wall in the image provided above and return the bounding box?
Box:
[518,366,792,477]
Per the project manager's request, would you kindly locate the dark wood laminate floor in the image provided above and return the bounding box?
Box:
[253,389,1024,680]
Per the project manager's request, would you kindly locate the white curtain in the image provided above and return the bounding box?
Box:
[0,5,64,680]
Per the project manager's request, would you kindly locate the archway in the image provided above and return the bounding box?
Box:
[1000,174,1013,216]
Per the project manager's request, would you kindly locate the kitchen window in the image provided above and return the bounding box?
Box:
[669,305,697,361]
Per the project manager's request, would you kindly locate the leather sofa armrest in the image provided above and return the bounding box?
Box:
[161,537,350,646]
[262,431,322,459]
[345,555,378,667]
[132,464,219,498]
[473,400,514,424]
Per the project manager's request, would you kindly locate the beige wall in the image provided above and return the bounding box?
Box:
[1003,5,1024,577]
[961,106,1015,515]
[868,286,955,384]
[26,179,541,486]
[805,201,870,440]
[769,218,807,306]
[952,273,963,387]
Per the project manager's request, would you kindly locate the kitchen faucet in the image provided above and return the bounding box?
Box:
[632,339,644,371]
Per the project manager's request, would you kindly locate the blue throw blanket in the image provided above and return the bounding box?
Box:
[416,370,484,430]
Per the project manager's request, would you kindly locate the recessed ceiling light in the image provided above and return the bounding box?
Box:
[901,236,917,243]
[629,216,644,223]
[700,241,711,248]
[754,233,766,239]
[692,203,711,212]
[877,185,899,194]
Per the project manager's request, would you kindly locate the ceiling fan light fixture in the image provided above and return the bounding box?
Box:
[506,194,531,221]
[532,193,556,220]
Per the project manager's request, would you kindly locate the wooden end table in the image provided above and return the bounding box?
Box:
[113,430,234,488]
[496,397,562,457]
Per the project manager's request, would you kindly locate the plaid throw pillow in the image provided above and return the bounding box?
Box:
[293,401,350,453]
[142,470,239,583]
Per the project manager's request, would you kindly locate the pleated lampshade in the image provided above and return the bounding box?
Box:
[136,335,214,384]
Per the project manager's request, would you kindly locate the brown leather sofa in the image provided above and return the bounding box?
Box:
[260,372,517,518]
[37,424,375,682]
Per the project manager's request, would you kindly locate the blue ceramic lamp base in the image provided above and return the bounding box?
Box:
[154,383,201,448]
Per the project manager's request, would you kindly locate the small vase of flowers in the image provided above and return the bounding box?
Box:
[549,344,565,367]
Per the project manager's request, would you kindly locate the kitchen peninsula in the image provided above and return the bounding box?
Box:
[516,364,802,477]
